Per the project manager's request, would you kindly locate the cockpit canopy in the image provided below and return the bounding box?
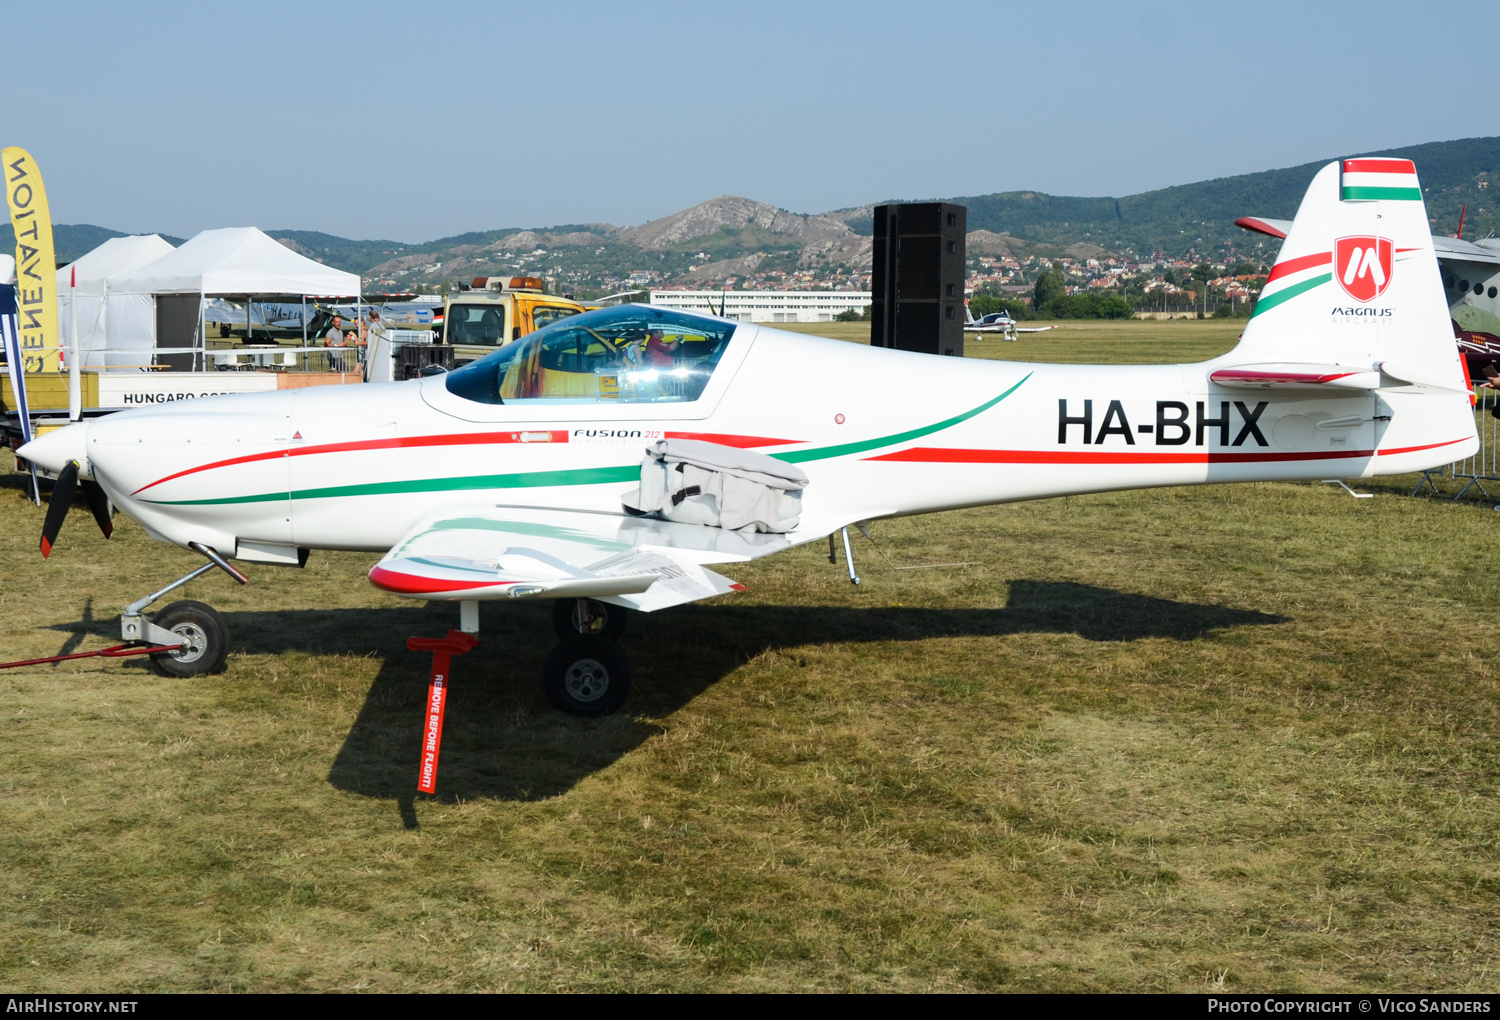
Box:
[444,305,737,405]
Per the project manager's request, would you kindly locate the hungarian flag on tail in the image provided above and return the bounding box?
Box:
[1340,158,1421,202]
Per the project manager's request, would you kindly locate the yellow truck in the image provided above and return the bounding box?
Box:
[442,276,585,366]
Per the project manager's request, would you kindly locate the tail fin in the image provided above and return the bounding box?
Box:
[965,304,975,325]
[1231,158,1463,389]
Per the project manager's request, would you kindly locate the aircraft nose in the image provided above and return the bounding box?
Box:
[17,421,89,475]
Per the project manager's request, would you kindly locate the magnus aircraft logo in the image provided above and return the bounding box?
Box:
[1334,235,1392,302]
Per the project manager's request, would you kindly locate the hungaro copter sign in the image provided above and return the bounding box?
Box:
[3,146,58,374]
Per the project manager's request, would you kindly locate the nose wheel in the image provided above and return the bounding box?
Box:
[146,600,230,677]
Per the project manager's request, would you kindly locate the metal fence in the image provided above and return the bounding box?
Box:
[2,342,364,374]
[1436,388,1500,500]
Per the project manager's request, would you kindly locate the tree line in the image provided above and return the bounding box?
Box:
[968,261,1267,321]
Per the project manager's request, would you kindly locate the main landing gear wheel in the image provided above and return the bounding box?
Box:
[552,597,628,642]
[146,600,229,678]
[544,638,631,717]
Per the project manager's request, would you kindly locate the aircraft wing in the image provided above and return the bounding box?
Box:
[368,504,799,612]
[1238,214,1500,267]
[1012,325,1058,333]
[1434,235,1500,266]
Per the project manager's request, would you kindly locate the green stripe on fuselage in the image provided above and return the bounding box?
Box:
[142,377,1034,506]
[144,464,640,506]
[773,372,1033,464]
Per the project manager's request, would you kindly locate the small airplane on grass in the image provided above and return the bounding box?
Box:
[14,157,1477,788]
[963,305,1057,339]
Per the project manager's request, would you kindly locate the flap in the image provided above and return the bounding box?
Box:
[1209,363,1380,390]
[369,504,798,609]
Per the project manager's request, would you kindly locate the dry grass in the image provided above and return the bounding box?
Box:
[778,317,1245,364]
[2,320,1498,991]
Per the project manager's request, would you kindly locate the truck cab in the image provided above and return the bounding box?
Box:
[442,276,585,366]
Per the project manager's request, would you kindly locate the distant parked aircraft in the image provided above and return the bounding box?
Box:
[963,305,1058,339]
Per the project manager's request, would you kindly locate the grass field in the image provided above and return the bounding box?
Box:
[4,320,1499,992]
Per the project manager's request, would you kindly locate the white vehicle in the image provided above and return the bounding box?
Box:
[20,158,1476,725]
[963,305,1057,338]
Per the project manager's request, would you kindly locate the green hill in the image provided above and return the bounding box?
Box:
[941,135,1500,259]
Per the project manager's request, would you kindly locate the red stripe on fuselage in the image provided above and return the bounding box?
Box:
[1266,251,1331,284]
[1376,438,1469,457]
[865,437,1472,466]
[664,431,801,448]
[367,564,510,595]
[863,447,1375,465]
[132,430,571,495]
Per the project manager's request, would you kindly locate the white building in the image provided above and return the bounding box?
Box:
[650,290,871,323]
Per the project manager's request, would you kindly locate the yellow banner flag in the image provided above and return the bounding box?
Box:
[3,147,58,373]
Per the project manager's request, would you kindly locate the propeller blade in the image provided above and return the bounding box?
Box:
[40,461,79,559]
[81,479,113,539]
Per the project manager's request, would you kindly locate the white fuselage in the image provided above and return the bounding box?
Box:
[48,324,1474,565]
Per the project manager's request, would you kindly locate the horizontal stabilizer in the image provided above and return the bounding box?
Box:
[1235,216,1292,240]
[1209,363,1380,390]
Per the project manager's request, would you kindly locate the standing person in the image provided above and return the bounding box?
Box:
[359,309,388,377]
[324,314,350,371]
[361,309,387,354]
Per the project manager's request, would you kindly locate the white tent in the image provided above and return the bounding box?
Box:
[107,227,361,371]
[109,227,358,297]
[56,235,176,369]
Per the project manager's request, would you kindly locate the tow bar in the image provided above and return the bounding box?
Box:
[0,641,185,670]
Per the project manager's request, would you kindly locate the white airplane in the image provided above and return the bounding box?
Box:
[963,305,1058,338]
[18,158,1477,726]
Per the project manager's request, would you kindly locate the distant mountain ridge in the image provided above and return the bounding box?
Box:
[943,135,1500,256]
[7,135,1495,288]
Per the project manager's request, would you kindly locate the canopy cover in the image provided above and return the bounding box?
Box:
[108,227,358,297]
[56,235,176,295]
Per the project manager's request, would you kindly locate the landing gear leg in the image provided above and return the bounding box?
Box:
[551,597,628,642]
[122,541,247,678]
[840,526,861,586]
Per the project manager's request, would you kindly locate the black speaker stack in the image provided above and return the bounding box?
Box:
[870,202,966,357]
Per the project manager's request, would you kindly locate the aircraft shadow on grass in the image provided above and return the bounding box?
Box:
[44,581,1285,827]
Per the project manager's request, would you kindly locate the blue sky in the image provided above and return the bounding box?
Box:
[4,0,1494,241]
